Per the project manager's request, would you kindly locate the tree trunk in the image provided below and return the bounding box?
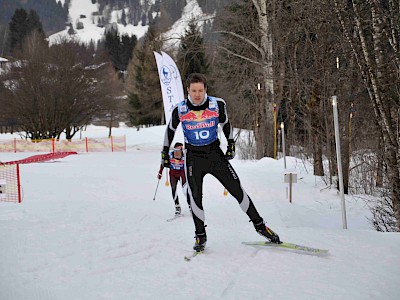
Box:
[253,0,275,158]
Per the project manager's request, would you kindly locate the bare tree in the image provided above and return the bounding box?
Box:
[334,0,400,231]
[0,32,120,140]
[211,0,275,159]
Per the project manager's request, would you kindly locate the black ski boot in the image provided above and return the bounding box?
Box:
[175,204,181,215]
[254,220,281,244]
[193,232,207,252]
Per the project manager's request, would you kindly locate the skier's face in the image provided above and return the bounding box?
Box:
[173,149,182,158]
[187,82,207,105]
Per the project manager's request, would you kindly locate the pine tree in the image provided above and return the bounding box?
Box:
[127,24,163,126]
[121,9,127,26]
[9,8,30,53]
[9,8,45,54]
[177,19,209,81]
[120,34,137,72]
[27,10,45,36]
[104,27,137,73]
[104,28,123,71]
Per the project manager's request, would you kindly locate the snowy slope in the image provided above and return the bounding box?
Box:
[0,125,399,300]
[162,0,215,51]
[48,0,149,45]
[49,0,214,50]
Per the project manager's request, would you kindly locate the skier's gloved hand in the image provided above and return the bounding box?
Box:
[161,149,170,167]
[225,139,235,160]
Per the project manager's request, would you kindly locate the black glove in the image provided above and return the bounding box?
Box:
[161,150,170,167]
[225,139,235,160]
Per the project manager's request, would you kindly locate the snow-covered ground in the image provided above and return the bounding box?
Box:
[0,125,399,300]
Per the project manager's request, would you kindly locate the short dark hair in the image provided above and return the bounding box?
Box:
[186,73,207,89]
[174,142,183,148]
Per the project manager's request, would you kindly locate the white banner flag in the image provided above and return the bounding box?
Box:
[161,51,185,102]
[154,51,184,125]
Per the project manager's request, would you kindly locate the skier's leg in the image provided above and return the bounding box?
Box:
[180,171,189,208]
[170,174,181,215]
[210,148,262,222]
[210,148,280,243]
[170,174,179,205]
[185,152,208,236]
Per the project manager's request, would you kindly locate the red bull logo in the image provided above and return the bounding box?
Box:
[200,109,219,119]
[180,109,219,122]
[180,111,198,121]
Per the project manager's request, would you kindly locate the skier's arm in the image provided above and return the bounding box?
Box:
[163,106,180,152]
[218,99,234,143]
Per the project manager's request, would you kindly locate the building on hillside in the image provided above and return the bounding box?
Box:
[0,57,8,67]
[0,56,20,133]
[0,57,9,75]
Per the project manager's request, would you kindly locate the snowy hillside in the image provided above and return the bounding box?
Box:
[48,0,150,45]
[162,0,215,51]
[48,0,213,49]
[0,125,399,299]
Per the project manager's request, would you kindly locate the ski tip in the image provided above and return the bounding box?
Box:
[184,249,205,261]
[166,214,184,222]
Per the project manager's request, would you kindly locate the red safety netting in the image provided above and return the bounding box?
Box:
[0,152,78,203]
[0,163,21,203]
[0,136,126,153]
[2,152,78,165]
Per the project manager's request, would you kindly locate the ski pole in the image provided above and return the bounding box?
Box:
[153,179,160,201]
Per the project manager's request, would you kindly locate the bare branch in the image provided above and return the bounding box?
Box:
[215,30,264,55]
[217,45,263,66]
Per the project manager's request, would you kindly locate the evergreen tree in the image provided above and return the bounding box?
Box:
[27,10,45,36]
[120,34,137,71]
[9,8,29,53]
[0,0,68,37]
[105,28,122,70]
[127,24,163,126]
[177,19,209,81]
[121,9,127,26]
[9,8,45,53]
[104,27,137,73]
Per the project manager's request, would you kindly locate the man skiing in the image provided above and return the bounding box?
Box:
[158,142,187,215]
[161,73,280,252]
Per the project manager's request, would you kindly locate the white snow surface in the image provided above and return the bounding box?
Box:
[0,124,399,300]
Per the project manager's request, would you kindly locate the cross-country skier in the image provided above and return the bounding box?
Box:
[158,142,187,215]
[161,73,280,252]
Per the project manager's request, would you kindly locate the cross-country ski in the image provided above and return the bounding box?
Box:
[242,241,329,256]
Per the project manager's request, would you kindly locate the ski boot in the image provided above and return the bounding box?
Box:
[253,220,281,244]
[175,204,181,215]
[193,232,207,252]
